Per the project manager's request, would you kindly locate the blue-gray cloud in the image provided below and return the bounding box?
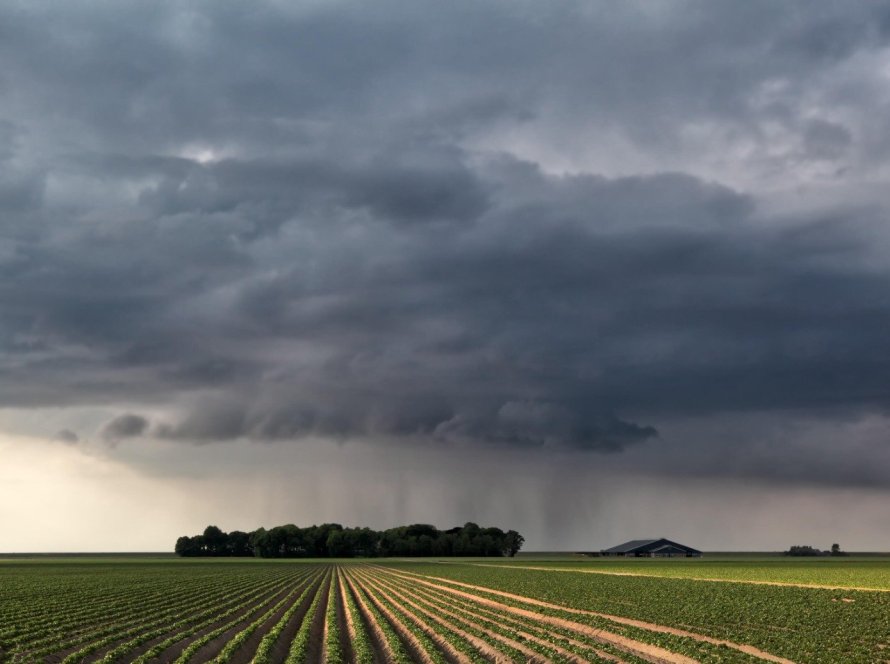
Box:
[101,414,149,443]
[2,1,890,466]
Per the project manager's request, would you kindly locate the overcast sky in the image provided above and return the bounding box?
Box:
[3,0,890,552]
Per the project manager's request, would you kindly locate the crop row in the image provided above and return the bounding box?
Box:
[400,561,890,663]
[6,559,884,663]
[8,568,293,657]
[351,565,753,664]
[1,564,320,663]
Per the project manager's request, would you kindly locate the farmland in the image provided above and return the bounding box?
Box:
[1,557,888,663]
[479,555,890,590]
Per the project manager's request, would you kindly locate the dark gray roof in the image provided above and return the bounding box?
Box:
[601,539,660,553]
[601,538,701,554]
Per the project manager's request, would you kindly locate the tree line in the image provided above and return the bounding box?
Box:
[785,543,847,557]
[175,522,524,558]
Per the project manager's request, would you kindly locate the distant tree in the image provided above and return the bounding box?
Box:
[227,530,253,556]
[830,543,847,557]
[504,530,525,557]
[175,536,201,557]
[350,528,380,557]
[786,545,823,557]
[307,523,343,557]
[417,534,434,556]
[281,524,305,557]
[433,533,453,556]
[202,525,227,556]
[327,530,351,557]
[250,528,271,557]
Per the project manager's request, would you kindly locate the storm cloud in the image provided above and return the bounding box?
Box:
[101,414,149,443]
[3,1,890,475]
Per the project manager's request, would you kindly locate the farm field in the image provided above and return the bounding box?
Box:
[1,557,888,663]
[479,554,890,590]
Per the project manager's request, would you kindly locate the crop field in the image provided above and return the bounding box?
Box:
[486,555,890,590]
[1,558,889,663]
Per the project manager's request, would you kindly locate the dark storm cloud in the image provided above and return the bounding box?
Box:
[101,414,149,442]
[2,1,890,464]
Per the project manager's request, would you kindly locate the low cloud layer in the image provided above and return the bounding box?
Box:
[2,2,890,477]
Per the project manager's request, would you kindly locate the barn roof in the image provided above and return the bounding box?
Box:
[601,538,701,554]
[601,539,661,553]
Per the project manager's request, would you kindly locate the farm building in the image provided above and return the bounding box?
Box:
[600,538,701,557]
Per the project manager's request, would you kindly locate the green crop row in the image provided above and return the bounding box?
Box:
[396,561,890,664]
[2,564,288,655]
[251,570,324,664]
[372,566,621,664]
[6,564,306,662]
[127,570,313,664]
[337,569,374,664]
[284,567,330,664]
[37,570,305,661]
[376,565,751,664]
[360,574,527,661]
[342,569,413,664]
[350,570,450,664]
[324,570,344,664]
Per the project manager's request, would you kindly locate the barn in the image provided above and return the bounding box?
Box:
[600,538,701,557]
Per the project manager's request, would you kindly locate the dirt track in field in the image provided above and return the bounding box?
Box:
[371,567,696,664]
[382,566,795,664]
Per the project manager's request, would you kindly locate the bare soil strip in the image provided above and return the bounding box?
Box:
[267,570,328,664]
[398,573,628,663]
[463,563,890,594]
[352,568,490,664]
[304,568,331,664]
[334,568,356,664]
[360,568,556,664]
[341,571,399,664]
[373,567,701,664]
[349,571,439,664]
[384,567,794,664]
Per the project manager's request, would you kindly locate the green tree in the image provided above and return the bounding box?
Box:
[202,525,227,556]
[504,530,524,557]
